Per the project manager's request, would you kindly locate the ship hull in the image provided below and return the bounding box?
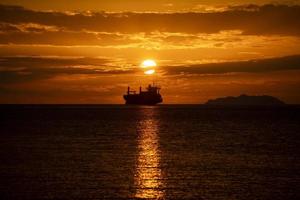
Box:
[123,94,162,105]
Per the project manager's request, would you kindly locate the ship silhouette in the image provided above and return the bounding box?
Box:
[123,84,163,105]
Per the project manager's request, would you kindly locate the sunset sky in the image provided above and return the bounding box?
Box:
[1,0,300,103]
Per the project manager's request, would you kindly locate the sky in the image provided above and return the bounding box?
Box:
[0,1,300,104]
[2,0,298,12]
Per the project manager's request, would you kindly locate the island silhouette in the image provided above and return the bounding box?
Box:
[205,94,285,105]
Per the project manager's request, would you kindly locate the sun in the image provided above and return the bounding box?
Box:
[141,59,157,68]
[144,69,155,75]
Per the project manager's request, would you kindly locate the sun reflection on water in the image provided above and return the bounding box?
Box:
[134,108,164,199]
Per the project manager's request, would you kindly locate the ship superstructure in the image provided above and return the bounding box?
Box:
[123,84,163,105]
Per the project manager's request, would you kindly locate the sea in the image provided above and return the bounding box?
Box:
[0,105,299,200]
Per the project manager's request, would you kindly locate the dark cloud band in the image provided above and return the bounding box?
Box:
[163,55,300,75]
[0,56,136,83]
[1,55,300,84]
[0,4,299,36]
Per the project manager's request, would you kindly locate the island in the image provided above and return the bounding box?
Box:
[205,94,285,106]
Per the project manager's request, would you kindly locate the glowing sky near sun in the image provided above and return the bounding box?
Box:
[0,1,300,103]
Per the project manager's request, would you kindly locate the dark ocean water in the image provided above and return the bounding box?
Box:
[0,105,300,200]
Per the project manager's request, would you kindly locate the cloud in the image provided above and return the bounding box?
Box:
[0,22,141,46]
[1,55,300,85]
[0,56,136,83]
[162,55,300,75]
[0,4,299,47]
[0,4,299,36]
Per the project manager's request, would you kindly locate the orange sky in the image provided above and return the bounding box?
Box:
[1,0,295,12]
[0,1,300,104]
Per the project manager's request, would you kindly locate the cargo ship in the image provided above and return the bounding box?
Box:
[123,84,163,105]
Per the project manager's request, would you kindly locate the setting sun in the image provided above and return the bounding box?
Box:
[144,69,155,75]
[141,59,157,68]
